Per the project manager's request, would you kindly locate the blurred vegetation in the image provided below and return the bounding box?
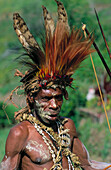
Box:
[0,0,111,163]
[0,0,111,93]
[60,87,86,128]
[78,117,111,162]
[0,127,12,162]
[0,101,18,128]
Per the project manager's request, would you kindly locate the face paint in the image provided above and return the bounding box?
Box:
[34,88,63,124]
[35,100,52,122]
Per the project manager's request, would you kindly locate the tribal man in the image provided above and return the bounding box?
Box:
[1,0,111,169]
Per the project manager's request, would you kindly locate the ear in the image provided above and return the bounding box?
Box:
[63,89,68,100]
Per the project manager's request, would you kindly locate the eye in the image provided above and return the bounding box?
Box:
[41,96,52,102]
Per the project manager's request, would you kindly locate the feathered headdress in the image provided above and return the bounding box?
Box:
[13,0,94,97]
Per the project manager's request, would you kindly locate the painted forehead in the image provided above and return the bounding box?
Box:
[38,88,63,97]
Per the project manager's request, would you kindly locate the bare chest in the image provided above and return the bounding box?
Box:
[22,125,73,168]
[24,134,52,164]
[22,136,70,170]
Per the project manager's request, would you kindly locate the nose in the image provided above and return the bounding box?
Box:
[49,98,58,109]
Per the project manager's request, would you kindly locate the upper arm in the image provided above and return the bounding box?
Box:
[1,122,28,169]
[65,119,92,168]
[73,137,91,167]
[73,138,111,170]
[65,118,111,169]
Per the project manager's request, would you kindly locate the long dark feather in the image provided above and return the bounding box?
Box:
[13,13,45,67]
[94,8,111,59]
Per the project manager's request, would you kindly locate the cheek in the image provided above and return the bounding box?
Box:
[37,99,63,110]
[38,101,50,110]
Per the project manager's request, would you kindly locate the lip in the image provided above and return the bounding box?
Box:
[50,114,58,117]
[46,114,58,120]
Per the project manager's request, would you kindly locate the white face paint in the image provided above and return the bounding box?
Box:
[26,140,50,160]
[0,157,11,170]
[34,88,63,124]
[35,100,52,122]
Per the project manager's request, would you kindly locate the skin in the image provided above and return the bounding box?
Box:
[1,88,111,170]
[34,88,63,124]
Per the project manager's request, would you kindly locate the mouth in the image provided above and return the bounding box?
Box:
[50,114,58,117]
[46,114,58,121]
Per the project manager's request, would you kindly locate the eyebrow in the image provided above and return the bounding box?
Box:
[41,93,63,98]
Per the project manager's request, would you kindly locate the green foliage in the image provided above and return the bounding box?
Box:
[60,88,86,128]
[0,0,111,163]
[86,95,111,113]
[86,97,98,108]
[0,127,12,162]
[0,101,18,128]
[106,95,111,111]
[0,0,111,95]
[78,118,111,161]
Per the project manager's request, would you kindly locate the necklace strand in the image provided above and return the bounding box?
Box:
[34,123,57,163]
[19,113,82,169]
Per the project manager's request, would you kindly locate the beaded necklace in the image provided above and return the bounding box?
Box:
[19,113,82,170]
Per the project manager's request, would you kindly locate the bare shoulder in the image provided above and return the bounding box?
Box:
[63,118,78,137]
[5,121,32,153]
[2,121,33,167]
[9,121,31,139]
[64,118,76,129]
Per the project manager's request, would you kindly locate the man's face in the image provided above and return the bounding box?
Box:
[34,88,63,124]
